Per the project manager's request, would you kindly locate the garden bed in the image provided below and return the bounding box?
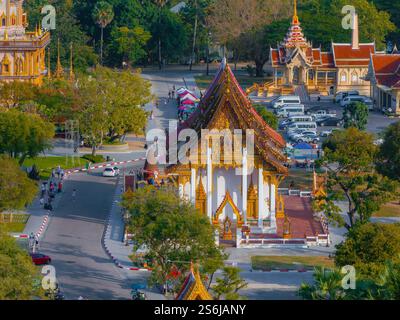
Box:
[251,255,334,271]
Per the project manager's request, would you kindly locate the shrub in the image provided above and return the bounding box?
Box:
[335,223,400,280]
[81,154,105,164]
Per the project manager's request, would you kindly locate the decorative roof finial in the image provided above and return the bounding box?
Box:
[292,0,299,25]
[55,38,64,79]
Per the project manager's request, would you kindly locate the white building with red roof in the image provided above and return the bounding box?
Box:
[366,53,400,115]
[267,1,375,97]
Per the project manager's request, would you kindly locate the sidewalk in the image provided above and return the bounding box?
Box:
[103,179,149,271]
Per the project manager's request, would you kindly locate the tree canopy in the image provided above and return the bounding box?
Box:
[377,121,400,181]
[122,186,226,291]
[0,157,37,212]
[0,110,54,165]
[316,128,398,230]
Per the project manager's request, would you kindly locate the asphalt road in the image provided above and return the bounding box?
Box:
[40,167,144,300]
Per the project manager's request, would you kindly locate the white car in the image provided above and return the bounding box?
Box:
[103,167,120,177]
[320,130,333,137]
[291,131,320,144]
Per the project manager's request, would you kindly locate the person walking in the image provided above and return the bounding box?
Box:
[58,181,63,193]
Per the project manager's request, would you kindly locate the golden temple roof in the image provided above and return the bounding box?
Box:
[175,264,213,300]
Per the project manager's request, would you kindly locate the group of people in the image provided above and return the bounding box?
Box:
[39,166,65,211]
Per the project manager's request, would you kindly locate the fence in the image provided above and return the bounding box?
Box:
[0,213,29,224]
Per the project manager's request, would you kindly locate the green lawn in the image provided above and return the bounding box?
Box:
[0,213,30,233]
[373,202,400,217]
[251,256,334,271]
[280,169,314,190]
[23,156,88,180]
[195,74,272,91]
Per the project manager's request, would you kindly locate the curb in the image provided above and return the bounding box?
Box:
[252,269,314,273]
[65,157,147,175]
[14,211,51,240]
[101,178,152,273]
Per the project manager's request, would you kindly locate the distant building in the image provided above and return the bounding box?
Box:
[0,0,50,85]
[170,1,186,14]
[366,53,400,115]
[266,0,375,97]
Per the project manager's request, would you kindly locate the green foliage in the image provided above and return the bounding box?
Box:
[0,157,37,211]
[343,102,369,131]
[75,66,152,155]
[0,228,41,300]
[335,223,400,280]
[122,186,226,291]
[254,105,278,130]
[110,26,151,65]
[212,266,248,300]
[299,0,396,51]
[0,110,54,165]
[24,0,98,72]
[377,121,400,181]
[81,154,106,164]
[316,128,398,229]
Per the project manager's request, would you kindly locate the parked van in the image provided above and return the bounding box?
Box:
[279,115,313,130]
[273,95,301,109]
[276,104,305,117]
[334,91,359,103]
[341,95,373,108]
[287,121,318,133]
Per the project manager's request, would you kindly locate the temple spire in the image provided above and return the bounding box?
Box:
[55,38,64,79]
[292,0,299,25]
[47,48,51,79]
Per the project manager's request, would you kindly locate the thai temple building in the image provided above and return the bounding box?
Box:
[164,59,292,247]
[0,0,50,85]
[366,53,400,115]
[175,264,213,300]
[262,0,375,98]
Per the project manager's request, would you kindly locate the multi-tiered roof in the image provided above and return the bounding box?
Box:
[175,59,288,174]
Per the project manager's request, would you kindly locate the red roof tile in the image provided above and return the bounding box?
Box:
[371,54,400,89]
[332,43,375,66]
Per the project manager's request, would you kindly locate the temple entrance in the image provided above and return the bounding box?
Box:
[213,191,243,247]
[293,66,305,85]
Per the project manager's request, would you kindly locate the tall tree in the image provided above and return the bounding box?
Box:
[122,186,226,291]
[315,128,398,230]
[212,266,248,300]
[343,102,369,131]
[93,1,115,65]
[0,157,37,212]
[0,111,54,165]
[0,227,43,300]
[206,0,292,76]
[377,121,400,182]
[153,0,169,69]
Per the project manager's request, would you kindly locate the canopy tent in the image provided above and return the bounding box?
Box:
[181,99,195,105]
[179,93,198,102]
[293,142,313,150]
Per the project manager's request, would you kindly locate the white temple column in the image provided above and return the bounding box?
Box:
[270,182,277,230]
[207,146,212,221]
[258,167,264,228]
[242,147,247,225]
[178,183,184,199]
[190,167,196,204]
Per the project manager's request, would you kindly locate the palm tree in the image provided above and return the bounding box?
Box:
[298,267,346,300]
[92,1,114,65]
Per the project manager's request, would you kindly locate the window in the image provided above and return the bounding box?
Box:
[340,71,347,83]
[351,71,358,84]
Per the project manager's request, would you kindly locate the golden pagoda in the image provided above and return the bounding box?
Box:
[175,264,213,300]
[54,38,64,79]
[0,0,50,85]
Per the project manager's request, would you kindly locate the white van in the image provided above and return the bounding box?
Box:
[287,115,314,123]
[341,95,373,108]
[273,95,301,109]
[276,104,305,117]
[335,91,359,103]
[287,121,318,133]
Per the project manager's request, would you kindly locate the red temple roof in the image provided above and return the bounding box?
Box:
[371,54,400,89]
[332,43,375,66]
[178,60,288,174]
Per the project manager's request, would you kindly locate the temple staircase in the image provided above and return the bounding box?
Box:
[294,85,310,103]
